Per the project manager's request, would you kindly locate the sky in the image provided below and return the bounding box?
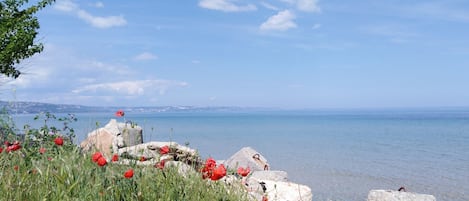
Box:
[1,0,469,109]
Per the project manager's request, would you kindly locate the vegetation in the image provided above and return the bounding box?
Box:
[1,0,55,78]
[0,111,252,201]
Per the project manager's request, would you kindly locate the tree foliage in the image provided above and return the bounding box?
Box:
[0,0,54,79]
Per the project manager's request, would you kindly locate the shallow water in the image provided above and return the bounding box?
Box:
[11,109,469,201]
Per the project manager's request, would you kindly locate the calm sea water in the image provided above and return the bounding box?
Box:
[11,109,469,201]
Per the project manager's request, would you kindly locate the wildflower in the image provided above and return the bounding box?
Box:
[92,152,103,162]
[262,195,268,201]
[211,164,226,181]
[115,110,125,117]
[237,167,251,177]
[124,169,134,178]
[140,156,146,162]
[155,160,165,170]
[14,165,19,171]
[6,141,21,152]
[39,147,46,154]
[0,147,3,153]
[54,136,64,146]
[201,157,217,179]
[97,157,107,166]
[112,154,119,162]
[160,145,170,155]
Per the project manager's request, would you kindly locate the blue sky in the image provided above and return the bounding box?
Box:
[1,0,469,109]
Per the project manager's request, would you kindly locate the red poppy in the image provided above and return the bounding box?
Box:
[39,147,46,154]
[155,160,165,170]
[237,167,251,177]
[140,156,146,162]
[262,195,268,201]
[97,157,107,166]
[111,154,119,162]
[211,164,226,181]
[6,142,21,152]
[160,145,170,155]
[14,165,19,171]
[115,110,125,117]
[0,147,3,153]
[124,169,134,178]
[201,157,217,179]
[92,152,103,162]
[54,137,64,146]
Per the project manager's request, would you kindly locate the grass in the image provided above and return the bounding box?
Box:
[0,144,252,201]
[0,111,253,201]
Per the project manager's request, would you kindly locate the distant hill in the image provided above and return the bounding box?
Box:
[0,100,253,114]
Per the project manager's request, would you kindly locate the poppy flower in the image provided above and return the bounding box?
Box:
[155,160,165,170]
[112,154,119,162]
[237,167,251,177]
[140,156,146,162]
[160,145,170,155]
[0,147,3,153]
[262,195,268,201]
[211,164,226,181]
[124,169,134,178]
[39,147,46,154]
[97,157,107,166]
[92,152,103,162]
[115,110,125,117]
[6,142,21,152]
[54,137,64,146]
[201,157,217,179]
[14,165,19,171]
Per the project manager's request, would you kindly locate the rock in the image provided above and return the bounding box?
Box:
[250,170,288,182]
[117,122,143,147]
[224,147,270,171]
[367,190,436,201]
[118,141,200,164]
[79,119,125,158]
[165,161,196,177]
[80,128,116,158]
[246,179,313,201]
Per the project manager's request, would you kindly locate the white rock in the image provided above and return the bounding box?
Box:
[367,190,436,201]
[224,147,270,171]
[165,161,195,177]
[250,170,288,182]
[247,179,312,201]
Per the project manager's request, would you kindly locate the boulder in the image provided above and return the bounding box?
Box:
[246,179,313,201]
[118,141,199,164]
[165,161,196,177]
[80,119,125,157]
[250,170,288,182]
[224,147,270,171]
[367,190,436,201]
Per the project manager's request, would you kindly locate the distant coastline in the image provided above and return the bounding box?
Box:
[2,100,469,114]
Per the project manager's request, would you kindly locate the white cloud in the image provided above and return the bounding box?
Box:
[54,0,126,29]
[278,0,321,13]
[54,0,78,12]
[260,10,297,31]
[260,2,279,11]
[297,0,321,12]
[77,10,126,29]
[72,80,188,96]
[134,52,158,61]
[198,0,257,12]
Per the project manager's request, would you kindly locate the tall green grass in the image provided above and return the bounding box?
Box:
[0,110,252,201]
[0,142,252,201]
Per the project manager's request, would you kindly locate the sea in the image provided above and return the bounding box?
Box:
[10,108,469,201]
